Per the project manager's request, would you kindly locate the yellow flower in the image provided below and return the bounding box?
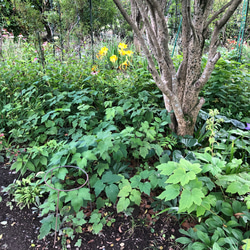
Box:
[119,59,129,70]
[97,46,109,58]
[110,55,118,63]
[119,49,127,56]
[126,50,133,56]
[118,43,128,50]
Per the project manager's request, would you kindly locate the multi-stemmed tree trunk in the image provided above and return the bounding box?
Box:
[113,0,242,136]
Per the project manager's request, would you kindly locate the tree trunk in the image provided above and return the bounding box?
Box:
[113,0,242,136]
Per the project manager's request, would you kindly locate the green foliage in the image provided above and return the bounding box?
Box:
[2,173,45,209]
[200,57,250,120]
[1,35,249,247]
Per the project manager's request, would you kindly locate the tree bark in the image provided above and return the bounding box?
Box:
[113,0,242,136]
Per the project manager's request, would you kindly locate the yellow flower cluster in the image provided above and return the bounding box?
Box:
[96,43,133,71]
[96,46,108,59]
[118,43,133,57]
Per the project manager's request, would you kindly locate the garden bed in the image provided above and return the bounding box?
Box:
[0,162,183,250]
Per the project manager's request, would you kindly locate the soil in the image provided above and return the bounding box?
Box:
[0,162,184,250]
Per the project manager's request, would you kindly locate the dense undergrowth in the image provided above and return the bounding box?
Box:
[0,39,250,250]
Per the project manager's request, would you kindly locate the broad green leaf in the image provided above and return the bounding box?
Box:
[242,239,250,250]
[140,170,151,179]
[157,162,177,176]
[180,138,199,147]
[195,152,212,163]
[221,202,233,216]
[40,156,48,166]
[26,161,35,171]
[89,212,101,224]
[151,144,163,156]
[166,168,196,186]
[117,197,130,213]
[130,189,141,205]
[92,223,103,234]
[179,159,201,174]
[118,185,132,197]
[176,237,192,244]
[139,146,149,159]
[138,182,151,196]
[93,179,105,196]
[10,161,23,172]
[191,242,207,250]
[157,184,180,201]
[95,163,109,176]
[101,171,122,184]
[212,242,222,250]
[82,150,97,161]
[57,167,68,180]
[179,188,205,212]
[197,230,210,245]
[172,150,184,162]
[39,221,52,239]
[226,182,250,195]
[105,184,119,204]
[130,175,141,188]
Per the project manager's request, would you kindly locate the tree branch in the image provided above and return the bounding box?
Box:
[205,0,238,30]
[112,0,173,98]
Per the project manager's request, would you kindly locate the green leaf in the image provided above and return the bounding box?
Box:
[180,138,199,147]
[94,179,105,196]
[92,223,103,234]
[130,175,141,188]
[139,146,149,159]
[212,242,222,250]
[179,188,205,212]
[191,242,207,250]
[118,185,132,197]
[40,156,48,166]
[157,184,180,201]
[39,221,52,239]
[117,197,130,213]
[26,161,35,171]
[176,237,192,244]
[221,202,233,216]
[130,189,141,205]
[75,239,82,247]
[57,167,68,180]
[197,230,210,245]
[66,188,91,212]
[10,161,23,172]
[166,168,196,186]
[157,162,177,176]
[95,163,109,176]
[195,152,212,163]
[101,171,122,184]
[138,182,151,196]
[226,182,250,195]
[82,150,97,161]
[242,239,250,250]
[105,184,119,204]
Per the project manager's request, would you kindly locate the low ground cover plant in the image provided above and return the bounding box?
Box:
[0,37,249,249]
